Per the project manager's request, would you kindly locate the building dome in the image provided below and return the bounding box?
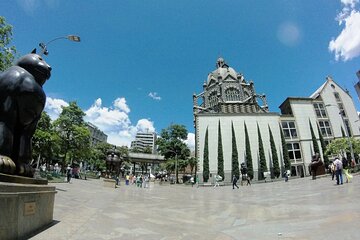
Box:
[207,58,238,85]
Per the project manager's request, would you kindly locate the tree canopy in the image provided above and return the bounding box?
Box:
[156,124,190,160]
[325,138,360,158]
[53,102,91,165]
[0,16,17,71]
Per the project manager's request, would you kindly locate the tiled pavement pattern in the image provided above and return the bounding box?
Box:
[30,175,360,240]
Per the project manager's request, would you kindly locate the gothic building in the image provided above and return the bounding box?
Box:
[194,58,360,183]
[193,58,268,115]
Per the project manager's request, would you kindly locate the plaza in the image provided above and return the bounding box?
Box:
[30,175,360,240]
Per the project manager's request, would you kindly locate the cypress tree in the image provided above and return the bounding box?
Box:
[317,124,329,168]
[258,123,267,180]
[279,123,291,170]
[309,120,320,155]
[269,125,280,178]
[244,122,254,179]
[217,120,224,180]
[231,122,240,179]
[203,127,209,182]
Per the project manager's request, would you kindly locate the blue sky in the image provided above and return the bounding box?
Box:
[1,0,360,148]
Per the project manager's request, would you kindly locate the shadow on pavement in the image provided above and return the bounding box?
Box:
[27,220,60,240]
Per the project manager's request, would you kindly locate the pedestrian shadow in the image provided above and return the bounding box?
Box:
[25,220,60,239]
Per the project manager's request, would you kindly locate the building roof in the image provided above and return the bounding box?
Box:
[279,76,352,109]
[309,76,351,99]
[206,58,239,85]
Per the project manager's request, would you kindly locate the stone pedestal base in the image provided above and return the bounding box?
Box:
[103,178,116,188]
[0,180,56,240]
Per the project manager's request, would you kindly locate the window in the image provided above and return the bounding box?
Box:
[344,119,352,137]
[287,142,302,161]
[334,92,341,102]
[324,139,331,147]
[338,103,346,117]
[208,92,218,107]
[225,87,240,101]
[313,103,327,118]
[318,120,332,137]
[281,121,298,139]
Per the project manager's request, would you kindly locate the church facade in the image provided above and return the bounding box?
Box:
[193,58,360,183]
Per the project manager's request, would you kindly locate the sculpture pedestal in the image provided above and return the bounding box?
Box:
[103,178,116,188]
[0,174,56,240]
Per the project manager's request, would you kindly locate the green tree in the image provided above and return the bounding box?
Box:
[203,127,209,182]
[156,124,190,183]
[244,122,254,179]
[269,126,280,178]
[231,122,240,179]
[279,124,291,171]
[88,142,112,171]
[309,120,320,155]
[0,16,17,71]
[53,102,91,166]
[187,157,197,175]
[325,138,360,158]
[32,112,61,164]
[143,146,153,154]
[258,124,267,180]
[217,120,224,180]
[317,124,330,168]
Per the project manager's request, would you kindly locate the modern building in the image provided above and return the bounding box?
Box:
[193,58,360,183]
[130,132,157,154]
[86,122,108,146]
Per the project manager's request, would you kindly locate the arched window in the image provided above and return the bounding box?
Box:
[225,87,240,101]
[208,92,218,107]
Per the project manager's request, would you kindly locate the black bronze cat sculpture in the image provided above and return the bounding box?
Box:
[0,49,51,177]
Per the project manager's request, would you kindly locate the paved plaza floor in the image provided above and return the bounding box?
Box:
[30,174,360,240]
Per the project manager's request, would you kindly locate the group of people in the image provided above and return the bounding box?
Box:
[123,174,150,188]
[231,174,251,189]
[330,157,355,185]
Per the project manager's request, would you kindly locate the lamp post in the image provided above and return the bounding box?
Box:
[39,35,81,56]
[325,104,355,161]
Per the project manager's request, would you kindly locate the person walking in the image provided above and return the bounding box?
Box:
[342,157,353,183]
[246,175,251,186]
[334,157,343,185]
[232,175,239,189]
[125,174,129,185]
[214,175,221,188]
[190,176,195,187]
[66,165,72,183]
[330,161,336,180]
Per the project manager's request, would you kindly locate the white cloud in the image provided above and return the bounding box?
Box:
[17,0,39,15]
[17,0,59,15]
[114,97,130,113]
[329,0,360,61]
[84,98,155,147]
[44,96,156,147]
[135,119,155,133]
[183,133,195,152]
[44,97,69,120]
[85,98,131,133]
[148,92,162,101]
[277,22,301,47]
[341,0,358,8]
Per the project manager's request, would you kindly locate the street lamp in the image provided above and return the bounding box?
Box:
[39,35,81,56]
[325,104,355,161]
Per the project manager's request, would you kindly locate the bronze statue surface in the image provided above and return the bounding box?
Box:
[0,50,51,177]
